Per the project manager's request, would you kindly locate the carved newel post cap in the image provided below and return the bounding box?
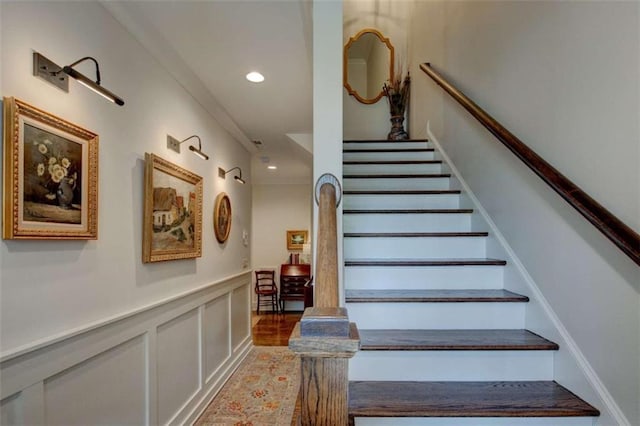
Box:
[289,307,360,358]
[300,307,350,337]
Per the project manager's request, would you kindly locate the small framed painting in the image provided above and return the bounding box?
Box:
[2,97,99,240]
[286,229,308,251]
[142,153,203,263]
[213,192,232,243]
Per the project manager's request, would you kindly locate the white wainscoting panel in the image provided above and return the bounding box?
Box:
[157,309,201,424]
[44,335,146,425]
[231,284,251,351]
[204,295,231,381]
[0,392,20,425]
[0,271,252,425]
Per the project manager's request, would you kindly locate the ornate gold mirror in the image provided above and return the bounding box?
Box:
[343,28,394,104]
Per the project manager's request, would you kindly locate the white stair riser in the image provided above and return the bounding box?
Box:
[344,214,472,233]
[344,177,450,191]
[344,266,504,290]
[344,237,486,258]
[341,146,596,426]
[347,302,525,329]
[349,351,554,381]
[343,163,442,174]
[344,142,430,150]
[343,194,459,209]
[343,151,435,161]
[354,417,596,426]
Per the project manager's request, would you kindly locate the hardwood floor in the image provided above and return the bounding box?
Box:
[252,311,302,346]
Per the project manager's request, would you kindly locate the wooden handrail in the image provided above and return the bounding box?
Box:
[315,183,339,307]
[420,63,640,266]
[289,175,359,426]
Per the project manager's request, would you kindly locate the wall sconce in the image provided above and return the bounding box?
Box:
[33,52,125,106]
[218,166,246,184]
[167,134,209,160]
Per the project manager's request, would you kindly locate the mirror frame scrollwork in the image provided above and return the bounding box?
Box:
[343,28,395,105]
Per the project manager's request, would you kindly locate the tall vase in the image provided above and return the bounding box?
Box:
[56,177,75,209]
[387,115,409,141]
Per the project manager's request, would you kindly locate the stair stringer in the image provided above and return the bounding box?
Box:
[427,123,628,426]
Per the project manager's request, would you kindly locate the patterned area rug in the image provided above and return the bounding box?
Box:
[195,346,300,426]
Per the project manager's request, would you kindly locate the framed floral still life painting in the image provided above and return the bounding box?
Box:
[142,153,203,263]
[2,97,98,240]
[286,230,308,251]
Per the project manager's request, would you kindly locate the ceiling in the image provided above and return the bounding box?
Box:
[104,1,314,184]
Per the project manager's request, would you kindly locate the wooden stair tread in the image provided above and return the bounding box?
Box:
[345,258,507,266]
[345,289,527,303]
[343,148,435,153]
[343,160,442,164]
[342,135,598,423]
[344,232,488,238]
[348,381,600,418]
[344,139,429,143]
[358,329,558,351]
[344,173,451,179]
[343,209,473,214]
[344,190,461,195]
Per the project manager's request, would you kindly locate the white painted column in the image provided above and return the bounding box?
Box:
[313,0,344,303]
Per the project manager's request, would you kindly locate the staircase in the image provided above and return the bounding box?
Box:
[342,139,600,426]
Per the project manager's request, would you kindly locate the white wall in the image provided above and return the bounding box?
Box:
[343,0,413,140]
[1,1,252,423]
[441,1,639,233]
[343,92,390,140]
[313,0,344,299]
[408,0,444,139]
[411,1,639,423]
[252,183,312,310]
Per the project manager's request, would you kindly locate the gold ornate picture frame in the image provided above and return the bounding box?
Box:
[142,153,203,263]
[2,97,99,240]
[213,192,232,243]
[286,230,308,251]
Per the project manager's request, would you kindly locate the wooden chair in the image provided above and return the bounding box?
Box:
[254,270,278,314]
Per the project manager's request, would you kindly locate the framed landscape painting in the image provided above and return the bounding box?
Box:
[286,230,308,251]
[142,153,203,263]
[2,97,98,240]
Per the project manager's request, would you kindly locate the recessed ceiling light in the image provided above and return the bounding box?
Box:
[246,71,264,83]
[267,165,277,170]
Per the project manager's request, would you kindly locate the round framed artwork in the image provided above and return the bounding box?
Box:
[213,192,232,243]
